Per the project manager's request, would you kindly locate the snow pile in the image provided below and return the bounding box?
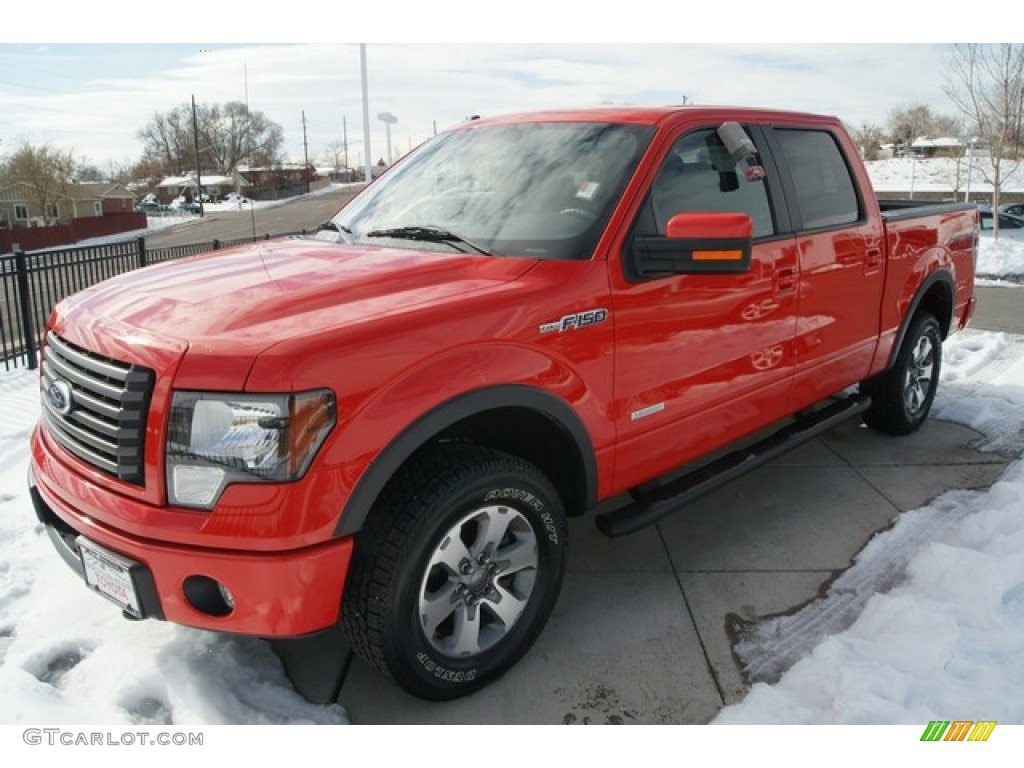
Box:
[978,229,1024,278]
[717,460,1024,724]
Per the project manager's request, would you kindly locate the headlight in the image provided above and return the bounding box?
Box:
[167,390,336,509]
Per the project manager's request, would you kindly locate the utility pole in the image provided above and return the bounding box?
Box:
[360,43,372,184]
[302,110,310,194]
[343,116,349,181]
[192,94,204,218]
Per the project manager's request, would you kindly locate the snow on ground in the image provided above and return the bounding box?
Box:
[0,235,1022,728]
[978,229,1024,278]
[866,155,1024,197]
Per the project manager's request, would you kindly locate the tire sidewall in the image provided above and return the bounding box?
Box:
[383,458,566,699]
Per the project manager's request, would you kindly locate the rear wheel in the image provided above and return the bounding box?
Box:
[341,443,567,700]
[861,311,942,435]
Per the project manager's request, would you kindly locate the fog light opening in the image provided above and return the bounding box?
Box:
[183,575,235,617]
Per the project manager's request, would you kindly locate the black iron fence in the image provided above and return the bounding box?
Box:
[0,230,307,371]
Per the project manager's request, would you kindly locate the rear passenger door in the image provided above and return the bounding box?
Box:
[609,124,799,491]
[765,127,886,411]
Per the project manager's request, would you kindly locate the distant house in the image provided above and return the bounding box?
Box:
[237,162,317,199]
[62,183,137,219]
[910,137,965,159]
[0,181,135,228]
[157,173,248,203]
[0,182,44,228]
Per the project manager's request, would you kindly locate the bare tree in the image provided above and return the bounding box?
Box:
[944,44,1024,237]
[0,143,76,225]
[137,101,284,178]
[851,122,887,160]
[886,104,963,151]
[322,140,350,174]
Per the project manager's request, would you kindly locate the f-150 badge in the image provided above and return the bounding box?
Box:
[539,308,609,334]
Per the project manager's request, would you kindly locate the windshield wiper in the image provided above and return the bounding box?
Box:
[366,225,495,256]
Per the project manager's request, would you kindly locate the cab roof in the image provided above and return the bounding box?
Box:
[456,105,840,130]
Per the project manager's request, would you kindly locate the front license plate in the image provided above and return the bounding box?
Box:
[77,537,142,617]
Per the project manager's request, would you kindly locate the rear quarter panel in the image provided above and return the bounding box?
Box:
[870,205,977,373]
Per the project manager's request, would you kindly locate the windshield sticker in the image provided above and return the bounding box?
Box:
[575,181,600,200]
[540,308,609,334]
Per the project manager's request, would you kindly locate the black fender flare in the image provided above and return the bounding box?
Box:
[886,268,955,369]
[333,385,598,537]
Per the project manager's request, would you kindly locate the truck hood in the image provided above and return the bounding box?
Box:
[63,237,537,342]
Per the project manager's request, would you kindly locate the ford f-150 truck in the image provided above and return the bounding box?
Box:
[29,106,977,701]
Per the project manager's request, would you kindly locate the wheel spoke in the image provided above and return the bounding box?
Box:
[447,602,482,656]
[473,507,516,556]
[421,582,459,638]
[493,537,537,576]
[486,584,529,627]
[913,337,933,368]
[429,532,473,575]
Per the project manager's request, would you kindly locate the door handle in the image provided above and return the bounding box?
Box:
[774,266,797,295]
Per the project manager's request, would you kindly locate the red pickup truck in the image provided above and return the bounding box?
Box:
[29,106,977,701]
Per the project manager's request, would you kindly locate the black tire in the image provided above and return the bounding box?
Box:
[341,442,567,700]
[861,311,942,435]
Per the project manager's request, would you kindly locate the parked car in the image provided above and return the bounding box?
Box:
[998,202,1024,218]
[31,105,978,701]
[979,208,1024,230]
[134,201,164,213]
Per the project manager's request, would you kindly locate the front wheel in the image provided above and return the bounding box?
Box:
[861,311,942,435]
[341,443,567,700]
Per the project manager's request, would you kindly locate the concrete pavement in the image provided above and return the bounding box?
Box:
[332,416,1010,724]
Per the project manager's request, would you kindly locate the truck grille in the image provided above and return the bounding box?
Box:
[40,332,155,486]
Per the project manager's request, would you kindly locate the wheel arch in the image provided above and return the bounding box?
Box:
[887,268,954,369]
[333,385,598,537]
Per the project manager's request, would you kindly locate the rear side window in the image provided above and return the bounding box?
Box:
[775,129,860,230]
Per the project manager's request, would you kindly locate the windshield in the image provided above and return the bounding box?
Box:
[321,121,655,260]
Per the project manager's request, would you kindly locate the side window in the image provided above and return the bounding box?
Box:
[648,128,775,238]
[774,129,860,230]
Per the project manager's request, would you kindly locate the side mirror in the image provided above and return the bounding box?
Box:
[631,212,753,279]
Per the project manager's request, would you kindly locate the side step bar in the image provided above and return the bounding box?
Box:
[595,395,872,538]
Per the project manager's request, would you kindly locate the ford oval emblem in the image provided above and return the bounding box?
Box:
[47,379,73,416]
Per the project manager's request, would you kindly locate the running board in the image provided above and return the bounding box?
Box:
[595,395,872,538]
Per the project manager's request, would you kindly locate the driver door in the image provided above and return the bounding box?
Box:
[610,124,799,491]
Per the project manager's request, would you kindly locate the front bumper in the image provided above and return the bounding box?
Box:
[30,459,354,638]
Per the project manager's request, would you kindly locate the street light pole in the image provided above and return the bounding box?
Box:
[360,44,372,184]
[377,111,397,165]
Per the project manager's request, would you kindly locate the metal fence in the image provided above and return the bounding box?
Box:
[0,230,307,371]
